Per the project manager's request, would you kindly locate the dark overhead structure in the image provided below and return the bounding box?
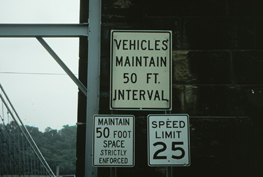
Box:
[77,0,263,177]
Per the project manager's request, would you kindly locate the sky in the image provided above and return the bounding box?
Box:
[0,0,81,132]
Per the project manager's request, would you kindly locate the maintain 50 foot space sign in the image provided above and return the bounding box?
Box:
[110,30,172,110]
[93,115,135,167]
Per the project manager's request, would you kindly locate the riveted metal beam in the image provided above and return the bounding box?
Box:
[0,23,89,37]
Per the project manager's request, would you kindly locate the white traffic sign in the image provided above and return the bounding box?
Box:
[110,30,172,110]
[93,115,135,167]
[148,114,190,167]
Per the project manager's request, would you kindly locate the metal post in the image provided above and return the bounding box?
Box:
[85,0,101,177]
[110,167,117,177]
[56,166,60,176]
[165,111,172,177]
[166,167,173,177]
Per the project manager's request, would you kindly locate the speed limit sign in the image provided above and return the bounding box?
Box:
[147,114,190,167]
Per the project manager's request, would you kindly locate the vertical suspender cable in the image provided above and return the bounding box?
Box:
[0,85,55,177]
[0,95,54,176]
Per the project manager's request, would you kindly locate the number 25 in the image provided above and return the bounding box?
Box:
[153,142,185,159]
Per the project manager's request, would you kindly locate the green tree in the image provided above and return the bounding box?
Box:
[31,125,77,175]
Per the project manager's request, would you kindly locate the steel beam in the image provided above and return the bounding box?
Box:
[0,23,88,37]
[0,23,89,96]
[85,0,101,176]
[36,37,87,96]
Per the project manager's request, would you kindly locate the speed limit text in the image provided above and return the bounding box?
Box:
[151,120,185,128]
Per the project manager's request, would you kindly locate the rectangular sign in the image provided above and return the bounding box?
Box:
[93,115,135,167]
[148,114,190,167]
[110,30,172,110]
